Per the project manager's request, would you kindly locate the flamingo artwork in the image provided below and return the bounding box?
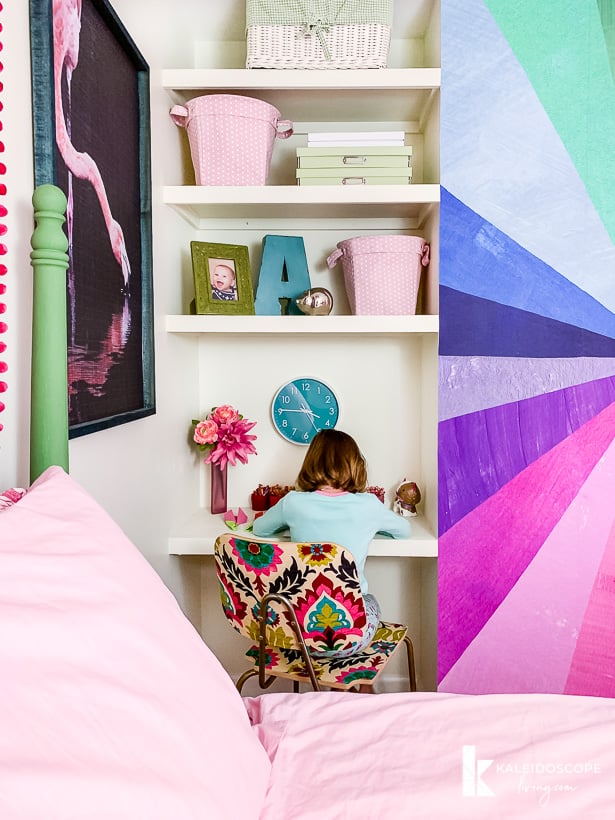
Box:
[52,0,131,294]
[45,0,152,430]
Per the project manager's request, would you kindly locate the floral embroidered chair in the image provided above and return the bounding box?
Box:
[213,533,417,693]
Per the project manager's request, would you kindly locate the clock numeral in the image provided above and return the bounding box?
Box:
[324,395,331,403]
[281,395,291,405]
[303,432,310,440]
[292,427,298,437]
[282,419,288,428]
[301,382,311,392]
[329,407,336,415]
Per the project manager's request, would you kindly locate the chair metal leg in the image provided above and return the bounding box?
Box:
[236,668,259,694]
[259,592,321,692]
[403,635,417,692]
[238,666,280,694]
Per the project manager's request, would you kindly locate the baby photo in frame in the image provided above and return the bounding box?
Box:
[191,241,254,315]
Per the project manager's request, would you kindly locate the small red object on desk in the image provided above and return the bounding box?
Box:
[367,486,385,503]
[251,484,270,511]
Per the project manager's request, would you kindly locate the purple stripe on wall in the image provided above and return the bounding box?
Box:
[440,188,615,338]
[439,376,615,534]
[440,286,615,357]
[438,356,615,421]
[438,400,615,682]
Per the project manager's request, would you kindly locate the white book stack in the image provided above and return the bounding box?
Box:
[307,130,406,147]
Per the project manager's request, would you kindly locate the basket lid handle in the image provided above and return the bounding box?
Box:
[275,119,294,139]
[421,243,430,266]
[326,248,343,268]
[169,104,189,128]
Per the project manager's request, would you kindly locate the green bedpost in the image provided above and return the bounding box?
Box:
[29,184,70,483]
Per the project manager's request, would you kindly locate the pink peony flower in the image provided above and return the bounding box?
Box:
[193,419,218,446]
[212,404,240,425]
[191,405,257,470]
[205,418,257,470]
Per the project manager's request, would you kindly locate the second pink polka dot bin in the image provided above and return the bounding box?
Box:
[327,234,430,315]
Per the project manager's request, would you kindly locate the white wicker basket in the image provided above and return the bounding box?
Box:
[246,1,393,70]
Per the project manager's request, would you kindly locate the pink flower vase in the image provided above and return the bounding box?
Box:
[210,461,228,514]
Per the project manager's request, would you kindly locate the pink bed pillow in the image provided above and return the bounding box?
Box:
[0,466,271,819]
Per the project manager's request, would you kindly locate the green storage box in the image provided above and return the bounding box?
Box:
[297,146,413,169]
[296,166,413,186]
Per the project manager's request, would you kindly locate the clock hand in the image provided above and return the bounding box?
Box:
[279,408,313,414]
[296,401,320,431]
[279,407,321,419]
[297,399,320,419]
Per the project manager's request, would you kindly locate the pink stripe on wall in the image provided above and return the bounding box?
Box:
[439,400,615,682]
[439,437,615,694]
[565,517,615,697]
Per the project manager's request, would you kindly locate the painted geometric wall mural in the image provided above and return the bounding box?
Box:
[438,0,615,696]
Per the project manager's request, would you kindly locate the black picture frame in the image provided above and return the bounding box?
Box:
[29,0,155,438]
[190,241,255,316]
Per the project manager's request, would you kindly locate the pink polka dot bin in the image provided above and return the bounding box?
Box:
[327,234,430,315]
[170,94,293,186]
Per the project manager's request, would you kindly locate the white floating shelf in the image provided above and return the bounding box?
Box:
[163,184,440,227]
[165,314,438,335]
[168,508,437,558]
[162,68,440,123]
[162,67,441,91]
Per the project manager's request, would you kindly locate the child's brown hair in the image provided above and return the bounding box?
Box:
[296,429,368,493]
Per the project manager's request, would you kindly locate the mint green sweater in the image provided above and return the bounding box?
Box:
[252,490,410,593]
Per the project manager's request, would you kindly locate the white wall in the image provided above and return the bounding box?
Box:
[4,0,438,689]
[2,0,230,620]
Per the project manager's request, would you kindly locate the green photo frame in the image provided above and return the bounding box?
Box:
[190,241,254,315]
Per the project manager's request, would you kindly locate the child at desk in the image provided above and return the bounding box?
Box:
[252,429,410,656]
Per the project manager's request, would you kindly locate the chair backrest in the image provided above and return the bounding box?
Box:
[214,533,369,656]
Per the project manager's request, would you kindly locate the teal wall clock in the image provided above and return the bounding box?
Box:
[272,378,339,445]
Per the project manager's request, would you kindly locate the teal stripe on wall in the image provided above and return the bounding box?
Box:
[597,0,615,83]
[485,0,615,243]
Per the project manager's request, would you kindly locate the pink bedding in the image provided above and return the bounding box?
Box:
[0,467,270,819]
[247,690,615,818]
[2,467,614,819]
